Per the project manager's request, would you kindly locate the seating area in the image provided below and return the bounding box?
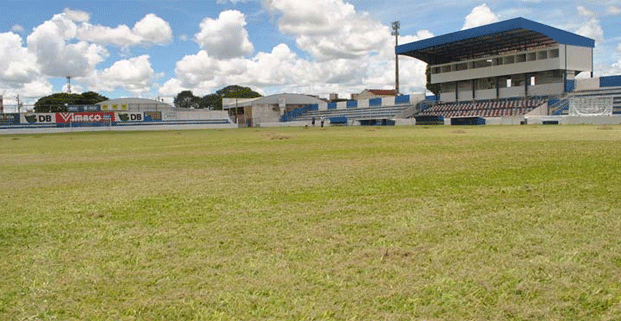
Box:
[294,105,410,122]
[416,98,547,118]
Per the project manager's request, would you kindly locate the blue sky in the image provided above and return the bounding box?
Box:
[0,0,620,110]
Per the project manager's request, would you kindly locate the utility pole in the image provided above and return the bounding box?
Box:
[392,21,400,95]
[16,94,20,113]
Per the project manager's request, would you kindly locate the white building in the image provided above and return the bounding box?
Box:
[397,17,595,103]
[222,93,325,126]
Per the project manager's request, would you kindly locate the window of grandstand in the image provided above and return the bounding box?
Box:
[538,51,548,60]
[474,59,493,68]
[504,56,515,64]
[549,49,560,58]
[527,52,537,61]
[516,54,527,63]
[455,62,468,71]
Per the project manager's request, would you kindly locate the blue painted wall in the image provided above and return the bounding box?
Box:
[346,101,357,108]
[395,95,410,104]
[369,98,382,106]
[600,76,621,88]
[565,79,575,92]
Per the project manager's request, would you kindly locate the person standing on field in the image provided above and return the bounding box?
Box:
[311,117,316,126]
[320,116,325,128]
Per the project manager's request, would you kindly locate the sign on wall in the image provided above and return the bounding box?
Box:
[22,113,56,124]
[0,113,20,125]
[56,112,115,123]
[116,112,144,122]
[67,105,101,112]
[144,111,162,121]
[101,103,128,111]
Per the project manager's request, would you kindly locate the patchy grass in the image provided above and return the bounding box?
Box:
[1,125,621,320]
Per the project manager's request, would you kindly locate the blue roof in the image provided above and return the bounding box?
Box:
[396,17,595,65]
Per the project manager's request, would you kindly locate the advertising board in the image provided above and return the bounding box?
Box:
[116,112,144,122]
[0,113,20,125]
[56,112,115,124]
[22,113,56,124]
[67,105,101,112]
[101,103,128,111]
[143,111,162,121]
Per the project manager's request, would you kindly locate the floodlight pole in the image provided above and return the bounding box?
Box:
[392,21,400,95]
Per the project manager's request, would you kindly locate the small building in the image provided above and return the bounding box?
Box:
[222,93,325,126]
[352,89,398,101]
[97,98,173,112]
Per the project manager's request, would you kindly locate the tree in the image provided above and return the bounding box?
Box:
[173,90,200,108]
[173,85,262,110]
[425,65,440,96]
[216,85,262,99]
[34,92,109,113]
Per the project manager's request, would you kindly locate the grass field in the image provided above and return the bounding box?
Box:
[1,125,621,320]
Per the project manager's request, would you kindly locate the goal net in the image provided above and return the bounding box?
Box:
[568,97,613,116]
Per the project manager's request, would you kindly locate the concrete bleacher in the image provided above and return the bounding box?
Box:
[416,98,547,118]
[295,105,410,122]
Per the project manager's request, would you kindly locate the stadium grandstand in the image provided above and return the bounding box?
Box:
[277,17,621,126]
[396,17,621,123]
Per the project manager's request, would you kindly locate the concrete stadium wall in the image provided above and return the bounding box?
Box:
[251,105,280,124]
[525,115,621,125]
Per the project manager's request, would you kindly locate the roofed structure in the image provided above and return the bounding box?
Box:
[396,17,595,65]
[396,17,595,103]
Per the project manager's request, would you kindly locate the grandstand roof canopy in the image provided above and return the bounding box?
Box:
[396,17,595,65]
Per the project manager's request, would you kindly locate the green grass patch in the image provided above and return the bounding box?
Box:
[2,125,621,320]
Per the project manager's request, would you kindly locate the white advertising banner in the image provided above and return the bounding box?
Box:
[115,112,144,122]
[569,97,613,116]
[21,113,56,124]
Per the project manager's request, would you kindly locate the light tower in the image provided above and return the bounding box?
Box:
[391,21,400,95]
[66,76,72,94]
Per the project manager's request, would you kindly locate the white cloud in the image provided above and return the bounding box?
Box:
[22,79,54,97]
[576,18,604,42]
[265,0,389,61]
[87,55,155,94]
[159,78,187,97]
[77,13,172,47]
[195,10,253,59]
[462,3,500,30]
[26,13,109,78]
[133,14,173,45]
[179,34,189,41]
[159,0,435,100]
[0,32,39,85]
[609,5,621,15]
[11,25,24,33]
[577,6,596,17]
[63,8,90,22]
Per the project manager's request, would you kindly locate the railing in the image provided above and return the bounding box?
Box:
[396,100,435,118]
[547,97,569,115]
[279,104,318,122]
